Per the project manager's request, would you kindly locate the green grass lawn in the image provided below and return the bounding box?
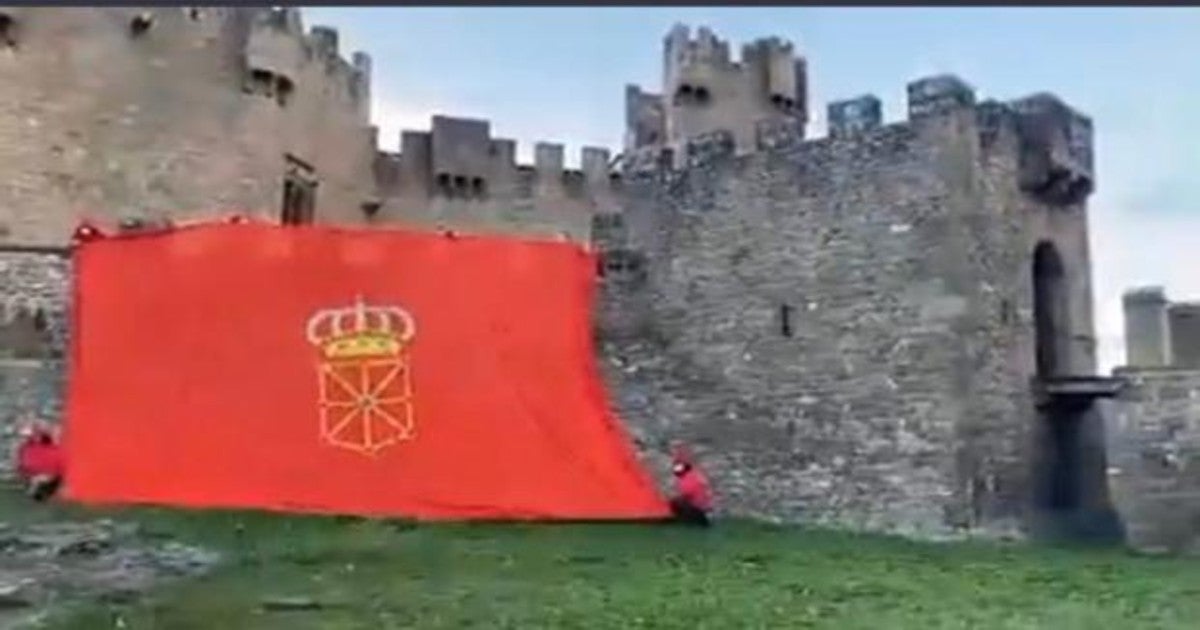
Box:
[6,492,1199,630]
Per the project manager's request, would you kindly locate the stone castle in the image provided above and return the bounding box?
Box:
[0,7,1194,549]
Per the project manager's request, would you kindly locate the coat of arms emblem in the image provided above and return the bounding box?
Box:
[305,296,416,455]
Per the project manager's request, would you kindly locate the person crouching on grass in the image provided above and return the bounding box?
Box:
[14,419,64,502]
[669,445,713,527]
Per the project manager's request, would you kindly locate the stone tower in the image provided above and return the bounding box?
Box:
[0,7,378,246]
[625,24,808,161]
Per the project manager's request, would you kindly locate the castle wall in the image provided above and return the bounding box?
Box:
[1109,367,1200,554]
[371,116,621,242]
[0,7,376,246]
[597,73,1103,537]
[597,88,1037,536]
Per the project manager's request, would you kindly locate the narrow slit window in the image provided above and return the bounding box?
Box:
[780,304,794,338]
[0,14,16,50]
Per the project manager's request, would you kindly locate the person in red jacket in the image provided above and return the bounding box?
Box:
[669,445,713,527]
[14,421,64,502]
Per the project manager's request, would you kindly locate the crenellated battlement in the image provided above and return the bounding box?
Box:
[376,116,619,201]
[620,69,1095,207]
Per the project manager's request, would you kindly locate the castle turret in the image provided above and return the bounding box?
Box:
[626,24,808,161]
[1124,287,1172,368]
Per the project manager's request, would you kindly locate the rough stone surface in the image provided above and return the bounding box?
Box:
[0,252,69,478]
[0,517,219,629]
[0,252,69,359]
[594,84,1107,539]
[1108,368,1200,555]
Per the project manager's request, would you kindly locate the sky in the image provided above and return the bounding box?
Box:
[306,7,1200,373]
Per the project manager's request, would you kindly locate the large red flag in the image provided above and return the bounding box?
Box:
[63,221,669,520]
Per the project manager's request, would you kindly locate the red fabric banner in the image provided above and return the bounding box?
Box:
[63,222,669,520]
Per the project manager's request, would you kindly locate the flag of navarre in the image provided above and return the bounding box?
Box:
[306,296,417,456]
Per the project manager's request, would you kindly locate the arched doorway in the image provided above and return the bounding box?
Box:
[1028,240,1122,542]
[1032,241,1070,377]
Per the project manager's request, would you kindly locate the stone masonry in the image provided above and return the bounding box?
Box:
[0,11,1137,542]
[1108,369,1200,554]
[1108,287,1200,553]
[595,74,1103,537]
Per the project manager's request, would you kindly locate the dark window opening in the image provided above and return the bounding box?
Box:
[361,201,381,219]
[0,14,16,50]
[186,8,203,20]
[673,84,692,106]
[600,250,645,278]
[780,304,794,338]
[246,69,273,97]
[31,309,47,333]
[674,83,712,107]
[604,253,628,274]
[244,69,293,108]
[435,173,452,195]
[1032,241,1069,377]
[771,94,795,111]
[470,177,486,197]
[275,75,294,107]
[129,13,154,37]
[281,156,317,225]
[453,175,468,193]
[1000,299,1013,325]
[645,131,659,144]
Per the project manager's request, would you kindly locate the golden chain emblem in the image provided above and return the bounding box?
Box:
[306,296,416,456]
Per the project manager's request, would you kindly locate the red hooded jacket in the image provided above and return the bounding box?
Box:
[672,447,713,512]
[16,429,64,480]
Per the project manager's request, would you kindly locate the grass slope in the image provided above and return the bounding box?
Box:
[5,493,1199,630]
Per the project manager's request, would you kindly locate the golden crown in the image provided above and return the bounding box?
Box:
[305,296,415,360]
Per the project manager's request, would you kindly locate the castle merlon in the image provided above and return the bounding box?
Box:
[906,74,976,118]
[1125,286,1169,304]
[828,95,883,138]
